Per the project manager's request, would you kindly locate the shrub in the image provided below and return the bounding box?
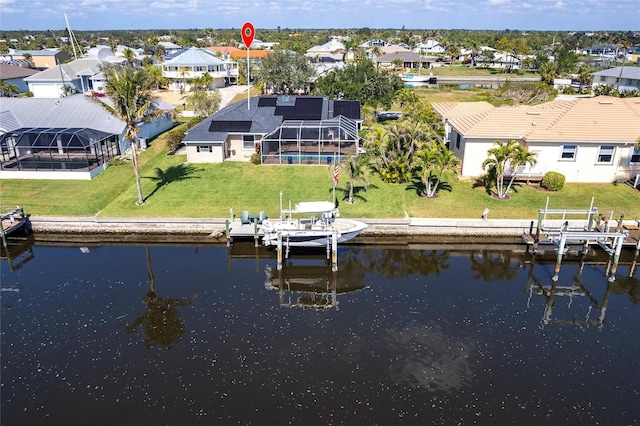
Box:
[165,129,185,151]
[540,171,565,191]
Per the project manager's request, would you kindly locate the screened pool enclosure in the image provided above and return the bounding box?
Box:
[260,116,359,165]
[0,127,120,172]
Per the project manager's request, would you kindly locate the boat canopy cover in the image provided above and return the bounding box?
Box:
[288,201,336,214]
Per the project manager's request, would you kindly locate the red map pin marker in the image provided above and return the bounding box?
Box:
[241,22,255,49]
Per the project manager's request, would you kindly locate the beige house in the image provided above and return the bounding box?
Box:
[433,96,640,184]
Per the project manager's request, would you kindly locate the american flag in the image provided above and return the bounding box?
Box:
[333,163,339,187]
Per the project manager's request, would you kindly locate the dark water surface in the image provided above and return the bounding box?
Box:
[2,238,639,425]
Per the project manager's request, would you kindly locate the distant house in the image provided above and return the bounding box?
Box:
[23,47,123,98]
[591,66,640,92]
[360,39,390,48]
[305,39,346,63]
[183,95,361,165]
[415,40,445,55]
[376,51,433,70]
[0,64,38,95]
[11,49,70,69]
[207,46,271,62]
[160,47,238,91]
[433,97,640,184]
[158,41,182,56]
[0,95,174,180]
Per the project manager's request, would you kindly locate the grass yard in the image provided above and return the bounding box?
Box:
[1,140,638,221]
[1,85,637,222]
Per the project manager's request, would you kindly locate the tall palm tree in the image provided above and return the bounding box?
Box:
[414,143,460,198]
[122,48,136,66]
[99,65,165,205]
[615,39,630,92]
[342,154,369,204]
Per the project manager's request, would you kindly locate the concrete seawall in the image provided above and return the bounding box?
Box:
[26,216,565,239]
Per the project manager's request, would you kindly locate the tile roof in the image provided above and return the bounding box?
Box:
[448,96,640,143]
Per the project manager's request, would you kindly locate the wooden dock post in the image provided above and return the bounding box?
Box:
[225,220,231,247]
[553,234,567,281]
[608,234,626,282]
[277,232,283,271]
[253,220,259,247]
[331,232,338,272]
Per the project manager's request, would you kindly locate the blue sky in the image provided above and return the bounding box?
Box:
[1,0,638,31]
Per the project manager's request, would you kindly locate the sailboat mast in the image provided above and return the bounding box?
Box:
[64,12,78,61]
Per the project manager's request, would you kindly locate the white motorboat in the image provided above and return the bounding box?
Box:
[261,200,368,248]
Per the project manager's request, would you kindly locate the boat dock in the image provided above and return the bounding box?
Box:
[520,200,640,281]
[1,207,30,250]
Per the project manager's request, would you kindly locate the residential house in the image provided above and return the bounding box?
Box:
[591,66,640,92]
[207,46,271,62]
[414,40,445,55]
[0,95,174,180]
[160,47,238,91]
[360,39,390,48]
[0,64,38,95]
[305,39,346,63]
[158,41,182,56]
[11,49,70,69]
[23,46,123,98]
[434,97,640,183]
[376,51,433,70]
[183,95,361,165]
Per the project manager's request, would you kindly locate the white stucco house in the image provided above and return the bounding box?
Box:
[23,47,123,98]
[305,39,346,64]
[591,66,640,93]
[160,47,239,91]
[433,96,640,184]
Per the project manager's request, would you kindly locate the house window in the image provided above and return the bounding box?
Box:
[455,133,461,150]
[197,145,212,153]
[243,135,255,150]
[630,147,640,164]
[599,76,606,82]
[560,144,577,160]
[597,145,614,163]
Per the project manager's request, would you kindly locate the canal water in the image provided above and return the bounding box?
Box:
[1,237,639,425]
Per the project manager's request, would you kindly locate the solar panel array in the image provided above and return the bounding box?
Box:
[274,97,324,120]
[333,101,361,120]
[208,121,253,132]
[258,97,277,107]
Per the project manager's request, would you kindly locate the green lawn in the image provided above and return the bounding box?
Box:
[1,140,638,221]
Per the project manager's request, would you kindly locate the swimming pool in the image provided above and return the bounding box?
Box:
[273,151,345,164]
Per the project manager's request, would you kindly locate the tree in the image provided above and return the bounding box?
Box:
[99,65,166,205]
[414,143,461,198]
[481,140,537,199]
[254,50,314,95]
[342,154,369,204]
[577,63,593,93]
[178,66,191,94]
[0,81,19,97]
[122,48,136,66]
[187,89,222,117]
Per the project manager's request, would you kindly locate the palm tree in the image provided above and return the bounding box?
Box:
[99,65,165,205]
[615,39,630,92]
[502,144,537,197]
[178,66,191,94]
[481,140,520,199]
[122,48,136,66]
[577,63,593,93]
[342,154,369,204]
[414,143,460,198]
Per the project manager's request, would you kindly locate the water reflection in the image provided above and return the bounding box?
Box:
[264,259,367,310]
[127,246,193,349]
[2,239,640,425]
[0,234,35,271]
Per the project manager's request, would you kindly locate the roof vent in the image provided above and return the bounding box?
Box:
[526,111,541,115]
[598,100,613,104]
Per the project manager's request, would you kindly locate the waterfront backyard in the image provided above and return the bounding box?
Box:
[0,132,638,221]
